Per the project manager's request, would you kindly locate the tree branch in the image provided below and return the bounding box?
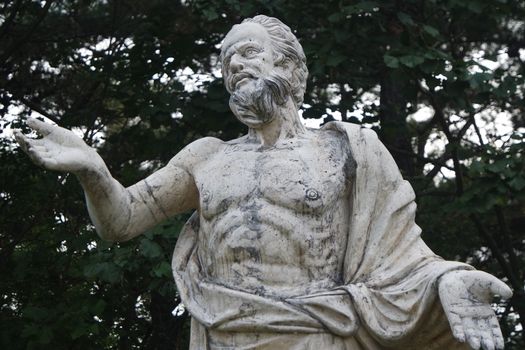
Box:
[469,214,521,289]
[2,0,54,63]
[18,96,60,124]
[494,206,523,281]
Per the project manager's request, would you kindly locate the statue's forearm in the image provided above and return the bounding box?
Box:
[76,156,134,242]
[76,153,195,242]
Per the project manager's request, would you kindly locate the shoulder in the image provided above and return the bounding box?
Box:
[321,121,383,158]
[317,123,363,176]
[168,136,225,172]
[322,121,379,140]
[313,124,353,153]
[183,136,224,155]
[315,125,347,141]
[224,134,250,145]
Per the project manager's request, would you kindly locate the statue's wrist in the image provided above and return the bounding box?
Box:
[437,270,466,290]
[75,154,110,187]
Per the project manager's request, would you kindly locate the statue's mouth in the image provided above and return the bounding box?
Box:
[230,72,255,90]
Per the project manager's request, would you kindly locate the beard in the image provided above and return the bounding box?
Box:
[228,72,292,127]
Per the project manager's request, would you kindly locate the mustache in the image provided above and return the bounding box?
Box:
[227,71,257,92]
[230,73,291,107]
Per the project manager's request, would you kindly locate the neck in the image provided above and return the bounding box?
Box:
[248,99,306,146]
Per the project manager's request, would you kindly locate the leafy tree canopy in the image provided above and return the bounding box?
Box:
[1,0,524,348]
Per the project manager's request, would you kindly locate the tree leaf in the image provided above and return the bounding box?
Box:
[399,55,425,67]
[384,54,400,68]
[397,12,415,26]
[422,25,440,37]
[139,239,163,258]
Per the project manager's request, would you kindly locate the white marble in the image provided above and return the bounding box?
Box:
[16,15,511,350]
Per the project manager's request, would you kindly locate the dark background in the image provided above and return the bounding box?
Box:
[1,0,524,348]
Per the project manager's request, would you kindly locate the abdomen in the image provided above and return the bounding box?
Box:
[197,199,348,297]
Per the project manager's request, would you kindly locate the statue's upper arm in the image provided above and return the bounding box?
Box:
[127,137,222,219]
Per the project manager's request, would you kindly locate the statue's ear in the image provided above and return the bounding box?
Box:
[279,57,292,69]
[273,56,294,76]
[272,51,286,67]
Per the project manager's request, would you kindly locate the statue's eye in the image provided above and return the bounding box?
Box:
[244,47,259,57]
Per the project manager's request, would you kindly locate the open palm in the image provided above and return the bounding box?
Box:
[439,270,512,350]
[15,118,97,174]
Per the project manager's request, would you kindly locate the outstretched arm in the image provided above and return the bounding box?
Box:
[15,118,202,242]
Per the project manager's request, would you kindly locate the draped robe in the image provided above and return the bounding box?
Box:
[172,122,472,349]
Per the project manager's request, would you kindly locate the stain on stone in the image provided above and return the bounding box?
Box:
[239,302,255,315]
[245,246,261,261]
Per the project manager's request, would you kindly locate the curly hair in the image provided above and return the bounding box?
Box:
[221,15,309,108]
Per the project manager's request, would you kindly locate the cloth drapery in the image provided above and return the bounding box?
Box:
[172,122,471,349]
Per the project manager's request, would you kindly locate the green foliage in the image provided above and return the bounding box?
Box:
[1,0,524,348]
[450,136,525,213]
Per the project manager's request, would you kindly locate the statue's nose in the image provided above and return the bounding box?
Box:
[229,54,244,73]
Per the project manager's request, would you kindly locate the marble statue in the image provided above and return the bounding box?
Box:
[15,15,512,350]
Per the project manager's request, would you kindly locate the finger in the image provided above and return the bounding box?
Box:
[447,312,466,343]
[489,317,504,349]
[41,157,59,170]
[28,150,50,161]
[15,131,43,145]
[29,145,48,153]
[25,143,51,165]
[480,332,495,350]
[27,117,55,136]
[463,318,481,349]
[14,130,33,153]
[481,335,496,350]
[29,152,59,170]
[477,318,495,350]
[453,325,466,344]
[27,149,46,167]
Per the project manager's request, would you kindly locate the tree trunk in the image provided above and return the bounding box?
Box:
[379,70,415,177]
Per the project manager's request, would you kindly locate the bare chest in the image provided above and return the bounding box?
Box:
[194,132,353,218]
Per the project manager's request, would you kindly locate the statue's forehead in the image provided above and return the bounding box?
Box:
[222,22,271,55]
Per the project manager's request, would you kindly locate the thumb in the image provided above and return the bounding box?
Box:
[463,271,513,301]
[487,277,513,300]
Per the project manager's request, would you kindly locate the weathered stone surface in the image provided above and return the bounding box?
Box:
[16,15,512,350]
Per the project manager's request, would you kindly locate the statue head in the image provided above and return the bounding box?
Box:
[220,16,308,128]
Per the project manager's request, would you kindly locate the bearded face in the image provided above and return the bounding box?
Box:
[221,22,293,129]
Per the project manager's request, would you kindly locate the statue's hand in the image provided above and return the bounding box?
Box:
[15,118,98,174]
[439,270,512,350]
